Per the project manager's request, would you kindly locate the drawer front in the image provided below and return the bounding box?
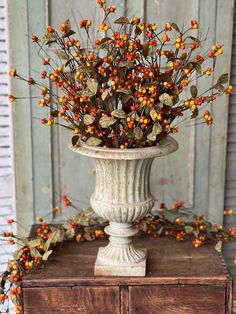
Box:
[129,285,226,314]
[23,286,120,314]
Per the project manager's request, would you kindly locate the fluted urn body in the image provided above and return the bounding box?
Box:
[71,136,178,276]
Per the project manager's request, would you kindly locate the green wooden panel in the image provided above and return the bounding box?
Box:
[27,0,52,220]
[208,0,234,223]
[8,0,234,226]
[194,0,217,219]
[8,0,34,235]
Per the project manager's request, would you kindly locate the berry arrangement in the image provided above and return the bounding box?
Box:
[9,0,232,149]
[0,195,236,313]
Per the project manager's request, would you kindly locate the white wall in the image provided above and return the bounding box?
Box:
[0,0,15,272]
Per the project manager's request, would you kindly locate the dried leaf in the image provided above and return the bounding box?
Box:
[159,93,173,106]
[217,73,228,84]
[114,16,129,25]
[184,226,194,234]
[116,88,132,95]
[84,233,94,241]
[65,227,75,239]
[30,248,42,258]
[111,109,126,118]
[28,239,42,248]
[44,33,57,44]
[51,110,59,117]
[86,137,102,146]
[101,89,109,101]
[42,250,53,261]
[71,135,79,146]
[147,132,156,142]
[134,127,143,140]
[190,85,198,98]
[141,221,147,232]
[99,116,116,128]
[54,50,69,60]
[13,248,23,260]
[119,61,135,68]
[100,37,112,44]
[170,22,181,33]
[191,108,199,119]
[215,241,222,253]
[152,122,162,136]
[83,114,95,125]
[150,108,158,121]
[87,79,98,95]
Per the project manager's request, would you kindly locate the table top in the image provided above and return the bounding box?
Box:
[22,233,230,288]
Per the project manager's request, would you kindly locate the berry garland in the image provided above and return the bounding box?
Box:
[0,197,235,313]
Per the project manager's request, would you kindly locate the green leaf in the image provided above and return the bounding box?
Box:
[217,73,228,84]
[159,93,173,106]
[134,127,143,140]
[114,16,129,25]
[215,241,222,253]
[42,250,53,261]
[71,135,79,146]
[99,116,116,128]
[170,23,181,33]
[190,85,198,98]
[111,109,126,118]
[83,114,95,125]
[87,79,98,95]
[86,137,102,146]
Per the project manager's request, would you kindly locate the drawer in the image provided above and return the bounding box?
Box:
[23,286,120,314]
[129,285,226,314]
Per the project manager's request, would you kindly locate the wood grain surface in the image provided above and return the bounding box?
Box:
[22,230,232,313]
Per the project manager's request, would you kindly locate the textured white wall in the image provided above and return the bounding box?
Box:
[0,0,15,272]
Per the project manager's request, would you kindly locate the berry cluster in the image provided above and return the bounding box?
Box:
[8,0,232,149]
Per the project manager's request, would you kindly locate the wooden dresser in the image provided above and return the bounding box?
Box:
[21,235,233,314]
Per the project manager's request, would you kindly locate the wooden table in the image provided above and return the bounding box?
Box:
[22,234,233,314]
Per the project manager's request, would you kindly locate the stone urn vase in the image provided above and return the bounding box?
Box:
[70,136,178,276]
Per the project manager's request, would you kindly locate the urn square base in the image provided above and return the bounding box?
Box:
[94,247,147,276]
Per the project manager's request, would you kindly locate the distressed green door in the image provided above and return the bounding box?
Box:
[8,0,234,234]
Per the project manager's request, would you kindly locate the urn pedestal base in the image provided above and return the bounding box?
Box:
[95,248,147,276]
[70,136,179,277]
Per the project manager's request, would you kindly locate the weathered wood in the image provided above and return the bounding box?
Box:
[129,285,225,314]
[22,230,232,313]
[24,286,120,314]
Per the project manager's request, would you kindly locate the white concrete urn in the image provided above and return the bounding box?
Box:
[70,136,178,276]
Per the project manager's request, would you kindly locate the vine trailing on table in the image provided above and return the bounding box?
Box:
[9,0,232,149]
[0,195,235,313]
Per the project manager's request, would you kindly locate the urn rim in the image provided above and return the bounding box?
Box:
[70,135,178,160]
